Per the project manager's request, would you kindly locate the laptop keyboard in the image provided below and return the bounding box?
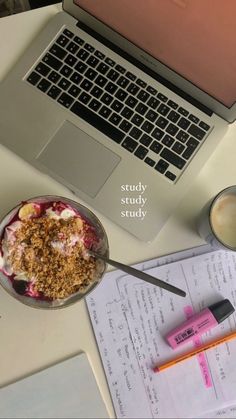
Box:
[26,28,212,183]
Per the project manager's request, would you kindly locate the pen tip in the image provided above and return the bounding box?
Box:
[153,366,159,373]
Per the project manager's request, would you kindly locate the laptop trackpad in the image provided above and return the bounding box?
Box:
[37,121,121,198]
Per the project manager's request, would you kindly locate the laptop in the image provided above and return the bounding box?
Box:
[0,0,235,242]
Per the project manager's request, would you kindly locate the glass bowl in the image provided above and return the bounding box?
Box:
[0,195,109,309]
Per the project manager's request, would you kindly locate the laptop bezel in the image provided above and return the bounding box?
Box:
[63,0,235,123]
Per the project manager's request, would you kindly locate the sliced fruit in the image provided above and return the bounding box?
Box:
[19,203,41,220]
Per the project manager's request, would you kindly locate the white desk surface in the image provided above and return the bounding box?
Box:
[0,4,236,418]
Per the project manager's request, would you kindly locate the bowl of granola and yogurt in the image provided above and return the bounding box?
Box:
[0,196,109,308]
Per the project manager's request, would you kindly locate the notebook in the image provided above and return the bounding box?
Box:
[0,352,108,419]
[0,1,234,240]
[86,245,236,418]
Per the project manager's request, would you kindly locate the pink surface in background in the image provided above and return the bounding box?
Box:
[74,0,236,107]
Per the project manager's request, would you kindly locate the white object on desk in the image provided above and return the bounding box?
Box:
[0,352,108,419]
[86,245,236,418]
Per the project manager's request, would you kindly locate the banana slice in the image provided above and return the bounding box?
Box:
[19,203,41,220]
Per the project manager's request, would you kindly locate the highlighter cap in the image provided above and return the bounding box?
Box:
[209,299,235,323]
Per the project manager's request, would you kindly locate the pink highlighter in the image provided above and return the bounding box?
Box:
[165,299,235,349]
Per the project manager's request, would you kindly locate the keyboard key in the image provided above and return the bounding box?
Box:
[105,81,118,94]
[162,134,175,147]
[105,57,115,66]
[121,107,134,120]
[109,113,122,126]
[56,34,69,47]
[130,126,142,140]
[94,50,105,60]
[176,130,189,143]
[99,105,112,118]
[157,93,168,102]
[141,120,154,134]
[131,113,144,127]
[42,53,62,71]
[107,69,119,81]
[63,29,73,38]
[75,61,87,73]
[156,116,168,129]
[117,76,129,88]
[47,85,61,99]
[58,77,71,90]
[84,68,97,81]
[74,36,84,46]
[146,109,158,122]
[147,97,160,109]
[80,79,93,91]
[111,99,123,112]
[182,138,198,159]
[37,78,51,92]
[172,141,185,154]
[150,141,163,154]
[168,110,180,123]
[157,103,170,116]
[119,120,132,133]
[126,71,136,81]
[188,124,205,140]
[87,55,99,67]
[89,98,101,111]
[64,54,77,67]
[187,137,199,148]
[134,145,148,159]
[189,114,199,124]
[155,159,169,173]
[178,107,189,117]
[115,64,126,74]
[67,41,79,54]
[60,65,73,77]
[136,79,147,88]
[166,123,179,136]
[70,71,83,85]
[199,121,210,131]
[101,93,113,105]
[48,71,61,83]
[125,96,138,108]
[68,85,81,98]
[137,89,150,103]
[147,86,157,95]
[140,134,152,147]
[160,148,185,169]
[165,171,176,181]
[95,75,107,87]
[78,91,91,105]
[145,157,155,167]
[71,102,125,143]
[122,137,138,152]
[27,71,41,85]
[77,49,89,60]
[136,103,148,115]
[49,44,67,60]
[84,43,95,53]
[127,83,139,95]
[90,85,103,98]
[57,92,74,108]
[152,127,165,140]
[177,117,190,129]
[35,62,50,76]
[97,62,109,74]
[167,100,178,109]
[115,88,128,101]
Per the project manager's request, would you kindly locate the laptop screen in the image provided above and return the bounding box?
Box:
[73,0,236,109]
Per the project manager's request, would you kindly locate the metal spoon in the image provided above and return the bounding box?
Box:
[89,250,186,297]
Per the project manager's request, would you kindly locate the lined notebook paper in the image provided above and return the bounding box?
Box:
[86,245,236,418]
[0,352,108,419]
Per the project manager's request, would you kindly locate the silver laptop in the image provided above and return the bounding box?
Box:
[0,0,235,241]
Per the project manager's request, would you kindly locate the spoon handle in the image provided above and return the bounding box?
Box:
[91,251,186,297]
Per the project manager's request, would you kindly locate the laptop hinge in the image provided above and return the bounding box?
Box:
[77,21,213,117]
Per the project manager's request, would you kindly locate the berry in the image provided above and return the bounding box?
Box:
[12,280,28,295]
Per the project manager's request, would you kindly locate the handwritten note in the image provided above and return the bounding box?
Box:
[86,245,236,418]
